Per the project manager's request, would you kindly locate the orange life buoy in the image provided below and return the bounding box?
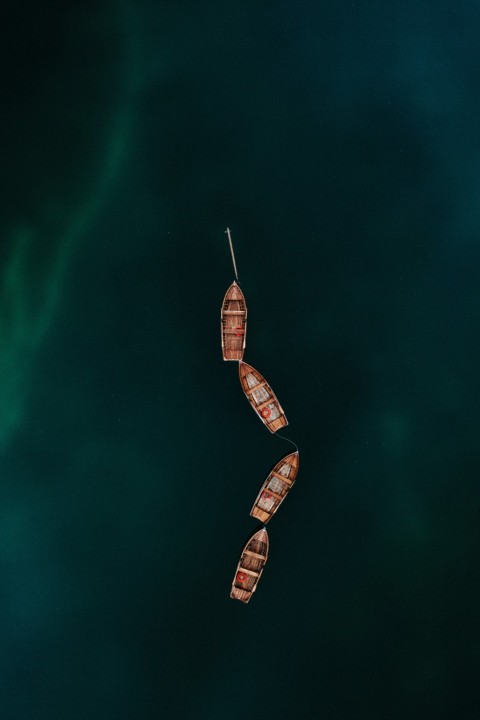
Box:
[236,571,247,583]
[261,407,271,418]
[234,325,244,337]
[262,491,271,499]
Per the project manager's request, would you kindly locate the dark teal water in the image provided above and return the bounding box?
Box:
[2,1,480,718]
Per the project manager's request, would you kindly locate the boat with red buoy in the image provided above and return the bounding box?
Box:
[238,361,288,432]
[250,451,299,523]
[230,527,269,603]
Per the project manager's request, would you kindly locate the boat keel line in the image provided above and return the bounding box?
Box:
[221,228,300,604]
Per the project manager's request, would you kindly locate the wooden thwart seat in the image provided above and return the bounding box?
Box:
[238,566,260,578]
[255,397,274,411]
[248,379,267,391]
[271,471,293,485]
[261,488,283,501]
[243,549,266,560]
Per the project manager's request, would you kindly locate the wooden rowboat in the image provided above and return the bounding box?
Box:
[221,281,247,361]
[238,361,288,432]
[251,452,299,523]
[230,527,269,603]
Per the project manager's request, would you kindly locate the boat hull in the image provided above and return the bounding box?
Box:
[221,281,247,361]
[230,528,269,603]
[238,361,288,433]
[251,452,299,523]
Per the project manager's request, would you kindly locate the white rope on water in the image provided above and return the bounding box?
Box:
[275,432,299,454]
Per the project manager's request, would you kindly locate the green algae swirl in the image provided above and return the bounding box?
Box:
[0,1,135,448]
